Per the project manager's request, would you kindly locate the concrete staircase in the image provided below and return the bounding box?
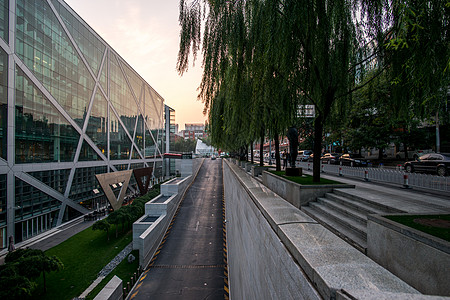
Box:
[301,189,403,254]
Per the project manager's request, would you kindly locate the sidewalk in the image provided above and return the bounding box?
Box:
[261,160,450,213]
[0,216,98,264]
[302,168,450,214]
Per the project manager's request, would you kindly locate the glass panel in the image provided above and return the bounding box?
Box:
[0,174,6,227]
[131,145,140,159]
[0,0,8,43]
[109,53,137,135]
[14,177,61,222]
[145,129,156,158]
[85,88,107,155]
[110,110,132,160]
[16,0,95,128]
[15,68,79,163]
[27,169,71,194]
[145,86,164,131]
[51,0,105,76]
[135,114,144,153]
[0,47,7,159]
[99,51,108,94]
[69,166,107,202]
[78,140,102,161]
[121,60,144,104]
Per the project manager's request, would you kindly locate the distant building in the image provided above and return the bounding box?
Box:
[185,123,206,139]
[181,130,196,140]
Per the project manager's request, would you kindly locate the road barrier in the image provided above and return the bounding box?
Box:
[297,162,450,192]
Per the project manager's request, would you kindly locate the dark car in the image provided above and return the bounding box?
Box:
[321,153,341,164]
[339,153,369,167]
[404,153,450,176]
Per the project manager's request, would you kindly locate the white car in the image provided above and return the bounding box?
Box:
[395,149,433,160]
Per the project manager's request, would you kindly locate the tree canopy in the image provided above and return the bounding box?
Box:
[177,0,449,181]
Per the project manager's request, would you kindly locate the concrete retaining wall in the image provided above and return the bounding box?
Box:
[93,275,122,300]
[133,159,204,268]
[262,170,354,207]
[224,160,421,299]
[368,214,450,296]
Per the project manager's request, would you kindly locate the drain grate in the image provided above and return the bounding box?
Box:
[150,264,226,269]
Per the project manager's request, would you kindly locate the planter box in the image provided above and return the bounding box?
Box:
[367,214,450,296]
[245,162,253,172]
[262,171,354,207]
[251,166,269,177]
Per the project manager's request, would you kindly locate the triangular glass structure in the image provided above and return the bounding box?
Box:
[51,0,105,76]
[110,109,132,160]
[15,68,80,163]
[85,88,107,155]
[15,0,94,127]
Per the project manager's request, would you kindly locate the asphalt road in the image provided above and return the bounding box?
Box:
[129,159,227,300]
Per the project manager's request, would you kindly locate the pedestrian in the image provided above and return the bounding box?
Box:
[283,149,287,169]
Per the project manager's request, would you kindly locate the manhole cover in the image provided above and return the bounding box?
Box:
[413,218,450,229]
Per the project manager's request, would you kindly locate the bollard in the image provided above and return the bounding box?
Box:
[123,287,128,298]
[364,170,369,181]
[134,272,137,282]
[403,174,411,189]
[307,163,311,170]
[127,281,130,292]
[339,167,343,176]
[321,164,325,173]
[131,276,135,286]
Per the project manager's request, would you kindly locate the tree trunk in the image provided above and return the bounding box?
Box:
[250,143,254,164]
[260,134,264,166]
[313,115,323,183]
[275,132,281,171]
[43,271,47,293]
[378,147,384,160]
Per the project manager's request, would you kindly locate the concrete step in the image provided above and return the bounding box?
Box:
[333,189,404,213]
[317,197,367,225]
[302,206,367,253]
[307,201,367,241]
[324,192,390,216]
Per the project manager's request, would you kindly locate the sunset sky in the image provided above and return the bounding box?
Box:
[64,0,206,130]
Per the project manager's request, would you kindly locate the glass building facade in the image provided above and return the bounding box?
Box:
[0,0,165,249]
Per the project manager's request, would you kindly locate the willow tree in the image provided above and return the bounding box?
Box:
[178,0,449,181]
[178,0,297,171]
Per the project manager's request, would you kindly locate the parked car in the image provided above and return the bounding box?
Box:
[339,153,369,167]
[297,150,313,161]
[321,153,341,164]
[404,153,450,176]
[395,149,433,160]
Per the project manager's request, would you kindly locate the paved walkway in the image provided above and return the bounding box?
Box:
[129,159,226,300]
[302,169,450,214]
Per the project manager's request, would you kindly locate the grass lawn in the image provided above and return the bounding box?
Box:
[385,214,450,242]
[33,225,133,300]
[86,249,140,300]
[270,171,343,185]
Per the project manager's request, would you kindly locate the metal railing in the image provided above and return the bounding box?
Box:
[297,162,450,192]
